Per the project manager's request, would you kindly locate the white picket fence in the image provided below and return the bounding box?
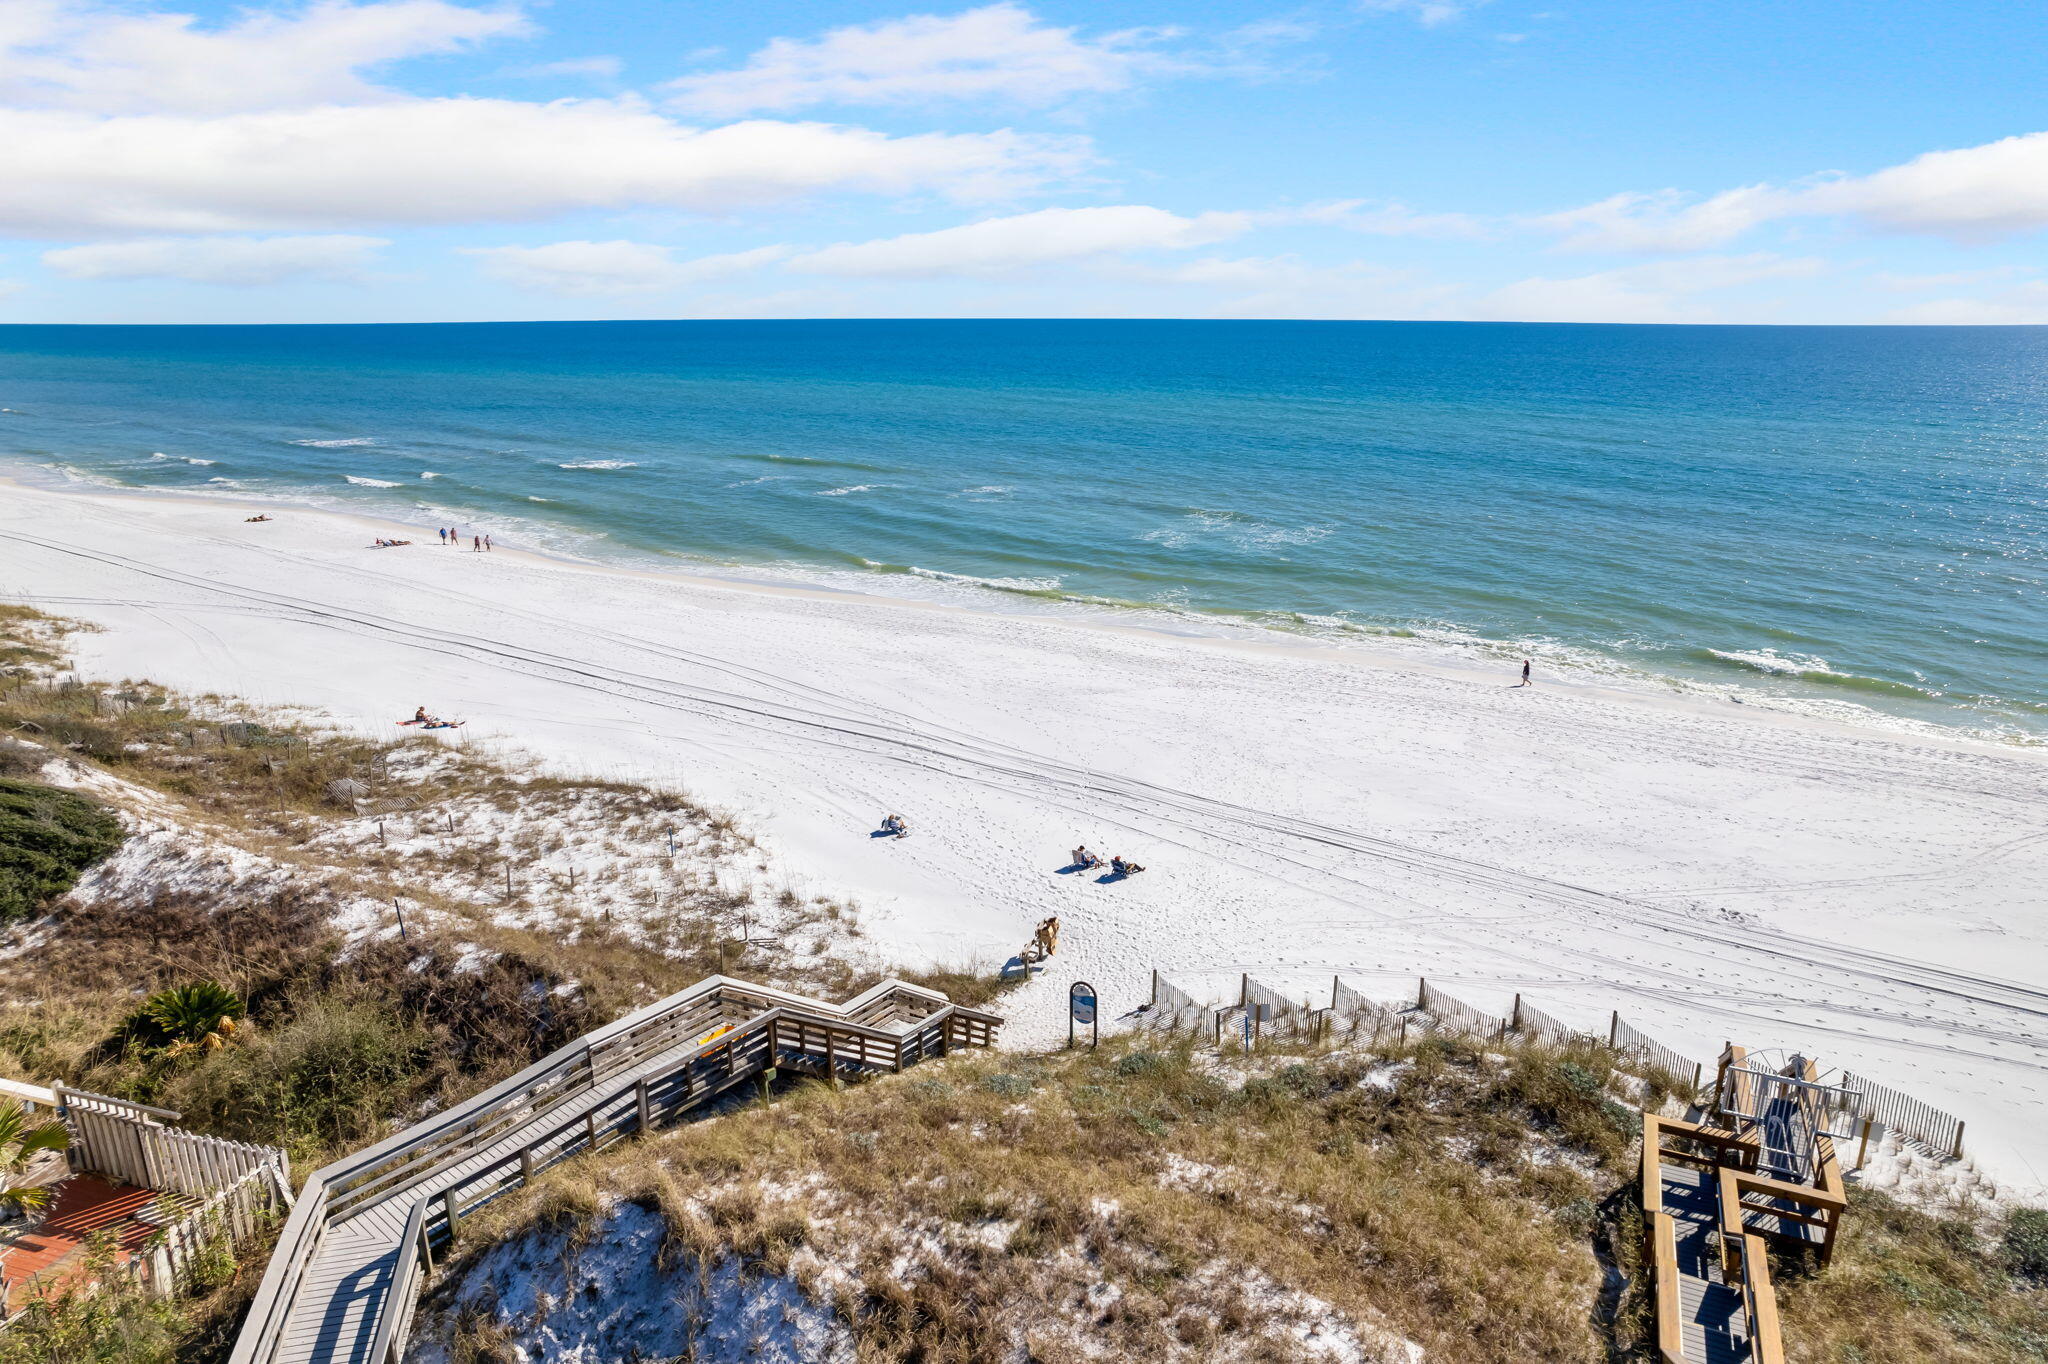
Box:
[0,1087,292,1332]
[59,1087,288,1199]
[133,1162,295,1298]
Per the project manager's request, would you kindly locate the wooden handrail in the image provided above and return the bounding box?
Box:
[1742,1233,1785,1364]
[1639,1111,1662,1214]
[366,1200,429,1364]
[227,974,999,1364]
[1726,1167,1847,1216]
[1650,1212,1686,1364]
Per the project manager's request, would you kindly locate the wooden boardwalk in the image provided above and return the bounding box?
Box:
[1660,1163,1752,1364]
[229,976,1002,1364]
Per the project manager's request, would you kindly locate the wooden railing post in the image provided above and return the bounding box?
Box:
[825,1031,838,1086]
[636,1079,651,1133]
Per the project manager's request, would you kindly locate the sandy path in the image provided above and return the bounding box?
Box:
[2,479,2043,1192]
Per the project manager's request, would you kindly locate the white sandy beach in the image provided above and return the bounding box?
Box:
[3,477,2045,1193]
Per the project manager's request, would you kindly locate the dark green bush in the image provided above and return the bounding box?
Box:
[0,778,123,922]
[2006,1206,2048,1281]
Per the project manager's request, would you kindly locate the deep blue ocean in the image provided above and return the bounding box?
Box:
[1,320,2042,741]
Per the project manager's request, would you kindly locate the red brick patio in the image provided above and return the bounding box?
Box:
[0,1174,163,1314]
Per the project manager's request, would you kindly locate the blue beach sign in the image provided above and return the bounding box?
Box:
[1069,981,1098,1049]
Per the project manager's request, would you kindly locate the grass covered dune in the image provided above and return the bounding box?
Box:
[418,1031,2048,1364]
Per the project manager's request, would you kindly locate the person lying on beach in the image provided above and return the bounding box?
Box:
[1071,845,1103,870]
[244,514,271,522]
[370,538,412,547]
[880,813,909,838]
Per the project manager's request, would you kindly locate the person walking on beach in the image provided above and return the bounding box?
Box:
[437,527,446,546]
[484,534,493,552]
[1518,659,1532,687]
[472,535,482,552]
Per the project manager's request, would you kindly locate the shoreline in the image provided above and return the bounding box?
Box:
[5,466,2028,762]
[3,474,2045,1192]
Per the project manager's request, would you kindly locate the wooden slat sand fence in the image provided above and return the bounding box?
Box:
[1150,972,1223,1032]
[1241,976,1322,1036]
[1606,1014,1704,1091]
[1329,978,1401,1039]
[1509,996,1593,1047]
[1841,1072,1965,1158]
[1415,979,1507,1040]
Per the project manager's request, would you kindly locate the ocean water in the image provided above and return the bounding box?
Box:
[0,320,2042,741]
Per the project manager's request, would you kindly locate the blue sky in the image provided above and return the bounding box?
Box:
[5,0,2047,324]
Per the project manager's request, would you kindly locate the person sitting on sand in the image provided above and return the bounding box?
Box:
[1110,856,1146,877]
[414,706,430,724]
[880,813,908,838]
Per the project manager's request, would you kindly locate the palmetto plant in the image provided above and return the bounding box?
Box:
[0,1098,69,1218]
[135,981,246,1058]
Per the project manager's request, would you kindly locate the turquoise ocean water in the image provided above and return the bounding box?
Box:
[0,320,2042,741]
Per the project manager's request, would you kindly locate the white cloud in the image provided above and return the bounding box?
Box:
[501,55,620,80]
[463,240,786,296]
[1281,199,1488,239]
[1469,253,1825,322]
[664,3,1174,116]
[1801,132,2048,239]
[1881,282,2048,325]
[44,233,389,284]
[1540,130,2048,251]
[1126,254,1446,319]
[0,102,1085,236]
[1359,0,1487,28]
[1871,267,2029,292]
[786,205,1248,278]
[1533,186,1787,253]
[0,0,528,115]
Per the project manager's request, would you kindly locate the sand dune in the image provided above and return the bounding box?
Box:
[3,476,2044,1193]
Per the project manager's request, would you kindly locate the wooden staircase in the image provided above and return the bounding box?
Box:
[226,975,1001,1364]
[1641,1048,1848,1364]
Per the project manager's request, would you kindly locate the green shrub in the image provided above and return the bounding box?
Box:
[128,981,246,1057]
[2005,1207,2048,1281]
[0,778,123,922]
[168,1000,429,1156]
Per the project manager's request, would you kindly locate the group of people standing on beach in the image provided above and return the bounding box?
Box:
[437,527,492,551]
